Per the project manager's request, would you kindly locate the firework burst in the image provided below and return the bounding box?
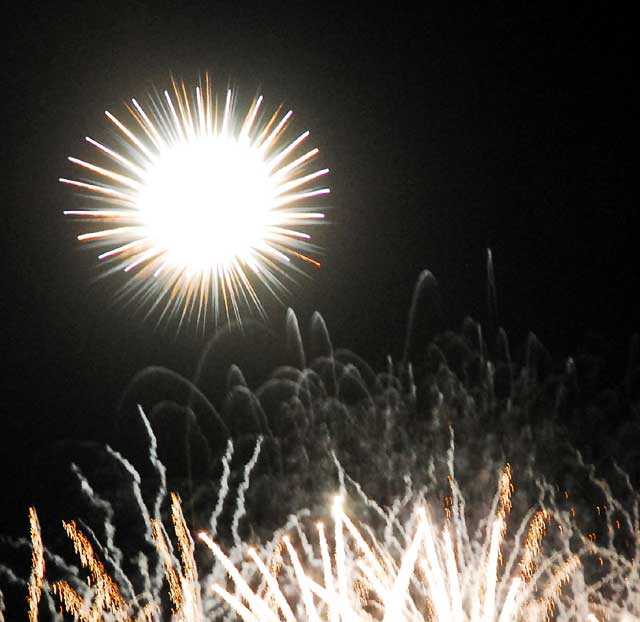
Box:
[61,77,329,327]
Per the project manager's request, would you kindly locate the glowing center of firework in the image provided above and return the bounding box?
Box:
[138,136,274,271]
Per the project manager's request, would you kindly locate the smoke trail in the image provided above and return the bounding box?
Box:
[230,437,263,549]
[209,439,234,538]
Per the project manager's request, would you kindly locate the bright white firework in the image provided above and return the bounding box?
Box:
[60,77,329,327]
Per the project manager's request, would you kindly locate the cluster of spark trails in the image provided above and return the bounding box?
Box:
[200,466,604,622]
[60,77,329,327]
[24,466,614,621]
[20,418,637,621]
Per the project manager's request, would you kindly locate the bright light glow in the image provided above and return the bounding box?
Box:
[137,136,273,271]
[61,78,329,327]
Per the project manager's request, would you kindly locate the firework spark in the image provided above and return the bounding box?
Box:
[61,77,329,327]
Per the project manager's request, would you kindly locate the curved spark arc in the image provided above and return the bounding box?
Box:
[61,77,329,328]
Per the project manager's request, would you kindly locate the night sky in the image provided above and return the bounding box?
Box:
[1,3,634,539]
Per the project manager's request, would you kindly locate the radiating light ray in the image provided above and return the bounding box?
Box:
[247,547,298,622]
[282,536,321,622]
[61,76,329,328]
[77,227,135,241]
[318,522,340,622]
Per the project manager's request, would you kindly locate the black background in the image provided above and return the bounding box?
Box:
[1,3,635,537]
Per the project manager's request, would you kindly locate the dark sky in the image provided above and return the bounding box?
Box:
[1,3,634,535]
